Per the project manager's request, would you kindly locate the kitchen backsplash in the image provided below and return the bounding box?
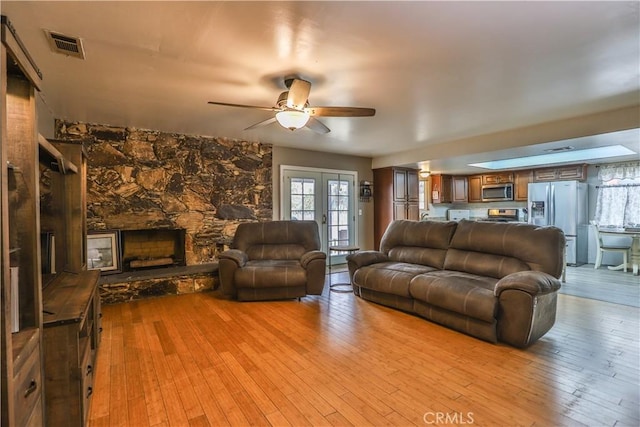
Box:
[421,201,527,220]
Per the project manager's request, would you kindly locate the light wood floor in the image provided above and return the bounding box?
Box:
[88,267,639,427]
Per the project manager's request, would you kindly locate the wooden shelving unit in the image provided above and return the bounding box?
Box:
[3,15,97,426]
[2,14,45,426]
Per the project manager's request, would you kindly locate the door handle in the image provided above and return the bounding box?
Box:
[322,214,327,224]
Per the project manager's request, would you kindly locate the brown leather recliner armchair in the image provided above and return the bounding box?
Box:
[218,221,327,301]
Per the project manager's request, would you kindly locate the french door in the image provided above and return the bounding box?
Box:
[281,166,357,264]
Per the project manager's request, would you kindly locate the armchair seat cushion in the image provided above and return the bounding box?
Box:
[235,260,307,289]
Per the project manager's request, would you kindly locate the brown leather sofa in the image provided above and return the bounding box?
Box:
[218,221,326,301]
[347,219,565,347]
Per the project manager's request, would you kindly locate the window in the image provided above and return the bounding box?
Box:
[594,162,640,227]
[290,178,316,220]
[419,180,426,210]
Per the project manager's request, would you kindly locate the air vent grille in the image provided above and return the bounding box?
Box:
[45,30,85,59]
[544,146,574,153]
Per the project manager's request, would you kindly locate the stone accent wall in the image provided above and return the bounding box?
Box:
[55,120,273,265]
[100,273,217,304]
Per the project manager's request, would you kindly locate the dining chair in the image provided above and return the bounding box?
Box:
[591,223,632,271]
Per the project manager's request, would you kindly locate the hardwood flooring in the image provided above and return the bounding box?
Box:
[88,267,639,427]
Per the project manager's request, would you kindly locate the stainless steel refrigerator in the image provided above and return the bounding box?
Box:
[528,180,588,265]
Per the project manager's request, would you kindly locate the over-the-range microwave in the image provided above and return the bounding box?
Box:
[481,183,514,202]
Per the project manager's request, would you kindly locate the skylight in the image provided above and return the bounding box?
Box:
[468,145,636,170]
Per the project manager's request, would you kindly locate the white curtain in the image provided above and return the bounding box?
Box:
[598,161,640,181]
[594,186,640,227]
[594,161,640,227]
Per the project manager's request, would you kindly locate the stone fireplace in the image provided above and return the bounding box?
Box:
[54,120,273,303]
[121,228,186,271]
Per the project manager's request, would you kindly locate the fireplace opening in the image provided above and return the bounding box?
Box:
[121,229,186,271]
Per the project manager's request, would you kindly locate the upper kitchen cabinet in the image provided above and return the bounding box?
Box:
[1,15,45,426]
[481,173,513,185]
[373,167,419,249]
[468,175,483,203]
[533,164,587,182]
[431,174,468,204]
[514,170,533,201]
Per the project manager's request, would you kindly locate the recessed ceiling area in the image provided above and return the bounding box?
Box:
[1,1,639,173]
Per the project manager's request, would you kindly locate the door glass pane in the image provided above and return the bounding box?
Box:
[328,178,350,247]
[290,178,315,221]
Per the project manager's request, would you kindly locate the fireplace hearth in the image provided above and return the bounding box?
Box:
[121,229,186,271]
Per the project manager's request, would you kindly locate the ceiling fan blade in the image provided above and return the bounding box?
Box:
[208,101,279,112]
[305,106,376,117]
[244,116,277,130]
[305,117,331,134]
[287,79,311,110]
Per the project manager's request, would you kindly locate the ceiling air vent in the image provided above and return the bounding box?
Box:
[544,146,574,153]
[45,30,85,59]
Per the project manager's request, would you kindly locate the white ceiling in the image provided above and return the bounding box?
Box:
[3,1,639,174]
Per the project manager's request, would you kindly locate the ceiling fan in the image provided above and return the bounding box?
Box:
[207,77,375,134]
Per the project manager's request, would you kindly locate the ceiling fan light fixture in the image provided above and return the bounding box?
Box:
[419,170,431,179]
[275,110,310,130]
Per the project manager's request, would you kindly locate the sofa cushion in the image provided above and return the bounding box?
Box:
[409,271,498,322]
[380,220,457,269]
[444,249,530,280]
[353,262,438,298]
[246,244,307,261]
[444,220,566,278]
[232,220,322,260]
[234,260,307,288]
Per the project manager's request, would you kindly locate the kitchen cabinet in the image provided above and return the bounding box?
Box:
[468,175,483,202]
[452,176,468,203]
[482,173,514,185]
[514,170,533,201]
[1,15,46,426]
[373,167,419,249]
[533,164,587,182]
[431,175,467,204]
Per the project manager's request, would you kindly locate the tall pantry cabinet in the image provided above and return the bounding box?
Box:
[1,15,46,425]
[373,167,419,249]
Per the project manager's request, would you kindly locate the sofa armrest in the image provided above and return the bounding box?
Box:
[218,249,248,267]
[494,271,561,297]
[495,271,561,348]
[300,250,326,269]
[346,250,389,269]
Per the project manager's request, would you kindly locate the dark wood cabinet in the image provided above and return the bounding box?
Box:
[39,138,95,426]
[432,175,467,203]
[373,167,419,249]
[1,15,46,426]
[482,173,514,185]
[40,138,88,274]
[533,164,587,182]
[452,176,468,203]
[43,271,101,427]
[514,170,533,201]
[431,174,451,203]
[468,175,483,202]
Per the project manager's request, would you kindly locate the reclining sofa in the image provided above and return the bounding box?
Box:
[347,219,565,347]
[219,221,326,301]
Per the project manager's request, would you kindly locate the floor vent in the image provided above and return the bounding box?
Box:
[45,30,85,59]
